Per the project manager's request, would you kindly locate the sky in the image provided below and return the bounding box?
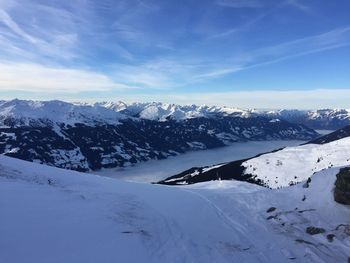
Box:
[0,0,349,109]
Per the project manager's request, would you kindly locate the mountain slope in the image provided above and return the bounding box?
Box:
[0,99,318,171]
[159,130,350,188]
[306,125,350,144]
[1,155,349,263]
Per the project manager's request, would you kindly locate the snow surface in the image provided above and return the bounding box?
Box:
[242,137,350,188]
[0,156,349,263]
[93,140,305,183]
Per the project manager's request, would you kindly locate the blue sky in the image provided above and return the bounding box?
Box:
[0,0,350,108]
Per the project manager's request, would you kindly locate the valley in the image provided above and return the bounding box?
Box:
[93,140,306,183]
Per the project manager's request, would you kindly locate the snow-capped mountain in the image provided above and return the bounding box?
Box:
[265,109,350,130]
[159,126,350,188]
[3,99,348,129]
[92,101,350,129]
[1,155,349,263]
[0,99,318,171]
[94,101,256,121]
[0,99,126,126]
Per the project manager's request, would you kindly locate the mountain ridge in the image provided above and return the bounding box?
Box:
[2,99,350,130]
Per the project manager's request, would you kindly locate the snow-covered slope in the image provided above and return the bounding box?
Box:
[242,137,350,188]
[160,130,350,188]
[1,155,349,263]
[307,125,350,144]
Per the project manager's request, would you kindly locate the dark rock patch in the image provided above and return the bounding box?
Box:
[326,234,335,242]
[266,207,277,213]
[306,226,326,235]
[303,177,311,188]
[334,167,350,205]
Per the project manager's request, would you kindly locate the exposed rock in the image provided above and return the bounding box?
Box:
[306,226,326,235]
[303,177,311,188]
[334,167,350,205]
[326,234,335,242]
[266,207,276,213]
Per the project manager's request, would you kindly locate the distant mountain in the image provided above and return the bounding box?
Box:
[94,101,350,130]
[68,101,350,130]
[158,127,350,188]
[0,99,317,171]
[264,109,350,130]
[0,99,126,126]
[93,101,256,121]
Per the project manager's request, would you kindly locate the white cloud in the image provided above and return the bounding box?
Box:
[0,62,132,93]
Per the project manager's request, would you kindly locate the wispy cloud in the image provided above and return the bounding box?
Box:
[286,0,310,12]
[199,26,350,81]
[0,0,348,100]
[0,62,132,93]
[216,0,263,9]
[103,25,350,90]
[210,0,310,39]
[0,4,80,61]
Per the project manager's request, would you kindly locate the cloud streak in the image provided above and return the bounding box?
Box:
[0,62,132,93]
[216,0,263,8]
[197,26,350,82]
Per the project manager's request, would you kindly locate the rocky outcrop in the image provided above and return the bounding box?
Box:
[334,167,350,205]
[305,226,325,235]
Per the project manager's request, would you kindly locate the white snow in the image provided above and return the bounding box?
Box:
[242,137,350,188]
[0,155,349,263]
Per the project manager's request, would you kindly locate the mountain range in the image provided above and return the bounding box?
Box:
[94,101,350,130]
[0,99,318,171]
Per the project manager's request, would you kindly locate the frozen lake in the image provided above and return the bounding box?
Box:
[93,140,307,183]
